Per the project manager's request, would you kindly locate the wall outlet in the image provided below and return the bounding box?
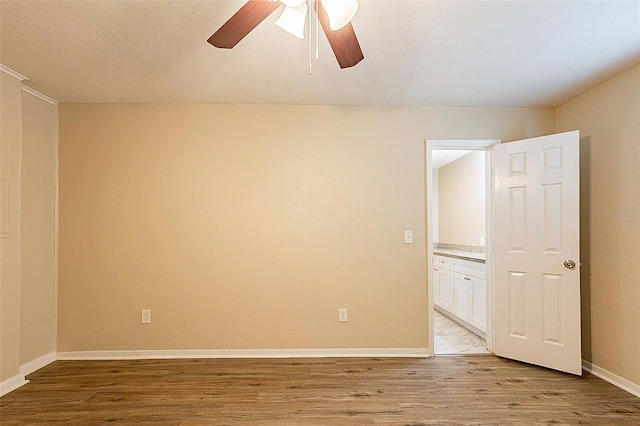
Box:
[338,308,348,322]
[141,309,151,324]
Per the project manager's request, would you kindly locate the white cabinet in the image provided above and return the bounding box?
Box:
[433,256,451,310]
[470,276,487,331]
[450,271,471,321]
[432,254,486,336]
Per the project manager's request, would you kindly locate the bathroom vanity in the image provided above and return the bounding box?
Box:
[433,249,486,338]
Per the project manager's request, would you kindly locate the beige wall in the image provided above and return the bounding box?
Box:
[58,104,554,352]
[556,64,640,385]
[0,72,23,382]
[20,91,57,365]
[438,151,485,245]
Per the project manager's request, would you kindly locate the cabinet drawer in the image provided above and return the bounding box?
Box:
[451,258,485,279]
[433,255,451,270]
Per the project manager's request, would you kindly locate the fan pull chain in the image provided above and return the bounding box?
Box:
[308,0,313,75]
[315,0,319,61]
[307,0,321,75]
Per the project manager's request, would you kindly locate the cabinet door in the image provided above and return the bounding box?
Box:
[435,267,451,310]
[450,272,470,321]
[470,277,487,332]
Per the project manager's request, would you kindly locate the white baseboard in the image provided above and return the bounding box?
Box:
[20,351,56,376]
[0,374,29,397]
[582,359,640,398]
[56,347,429,360]
[0,352,56,397]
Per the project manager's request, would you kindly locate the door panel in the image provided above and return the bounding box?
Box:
[541,273,563,344]
[508,186,527,250]
[494,130,581,375]
[507,271,527,338]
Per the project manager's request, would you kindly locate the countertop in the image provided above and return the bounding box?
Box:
[433,249,486,264]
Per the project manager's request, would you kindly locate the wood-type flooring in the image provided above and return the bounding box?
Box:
[1,356,638,425]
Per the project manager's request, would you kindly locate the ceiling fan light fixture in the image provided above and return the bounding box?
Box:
[208,0,364,69]
[321,0,359,31]
[275,3,308,39]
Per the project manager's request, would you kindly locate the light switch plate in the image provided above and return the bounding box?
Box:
[404,230,413,244]
[338,308,348,322]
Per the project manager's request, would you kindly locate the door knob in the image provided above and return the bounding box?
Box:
[564,260,576,270]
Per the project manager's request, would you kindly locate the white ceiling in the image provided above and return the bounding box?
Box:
[1,0,639,106]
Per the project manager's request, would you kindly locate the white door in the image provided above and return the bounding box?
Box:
[493,130,581,375]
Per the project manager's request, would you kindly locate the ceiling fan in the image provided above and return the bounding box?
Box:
[207,0,364,69]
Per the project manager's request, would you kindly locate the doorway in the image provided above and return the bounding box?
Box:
[426,140,500,357]
[427,133,582,374]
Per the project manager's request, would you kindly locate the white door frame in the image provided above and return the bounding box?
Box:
[425,139,501,357]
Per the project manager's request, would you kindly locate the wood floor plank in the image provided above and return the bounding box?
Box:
[1,356,638,425]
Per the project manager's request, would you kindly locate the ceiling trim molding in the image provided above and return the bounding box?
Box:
[0,64,28,82]
[21,85,58,106]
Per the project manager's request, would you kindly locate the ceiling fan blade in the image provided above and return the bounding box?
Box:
[315,0,364,69]
[208,0,282,49]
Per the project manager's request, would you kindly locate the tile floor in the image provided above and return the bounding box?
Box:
[434,310,490,355]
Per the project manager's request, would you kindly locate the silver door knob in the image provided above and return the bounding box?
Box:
[564,260,576,270]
